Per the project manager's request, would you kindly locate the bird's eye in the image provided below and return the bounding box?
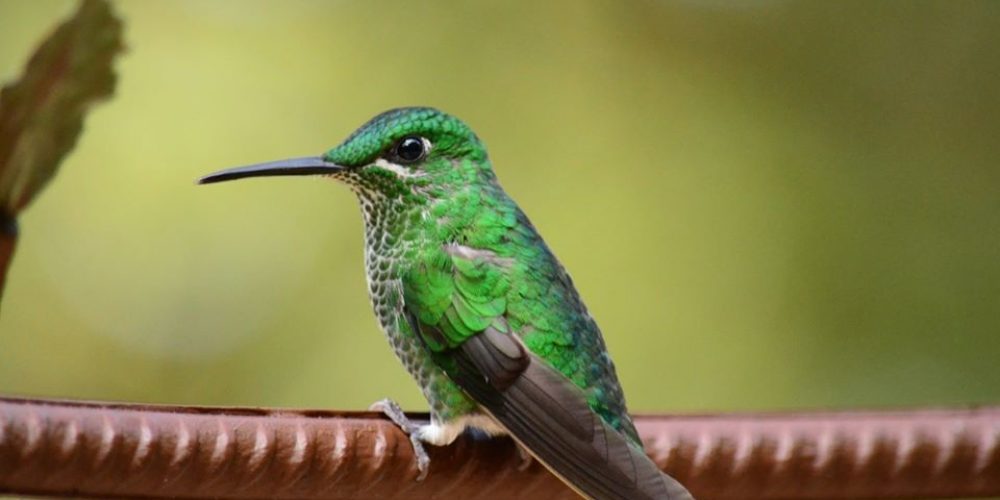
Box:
[394,136,427,164]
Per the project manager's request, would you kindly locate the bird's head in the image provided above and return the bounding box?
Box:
[199,107,492,206]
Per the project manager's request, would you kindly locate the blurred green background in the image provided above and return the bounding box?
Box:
[0,0,997,414]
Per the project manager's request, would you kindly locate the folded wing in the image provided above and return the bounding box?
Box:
[403,245,693,500]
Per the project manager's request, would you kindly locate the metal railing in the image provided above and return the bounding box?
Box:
[0,397,997,499]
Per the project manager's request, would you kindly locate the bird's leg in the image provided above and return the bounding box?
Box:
[369,398,431,481]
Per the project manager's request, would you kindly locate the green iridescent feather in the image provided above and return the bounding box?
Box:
[318,108,642,443]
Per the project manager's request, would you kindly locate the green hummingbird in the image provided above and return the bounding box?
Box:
[200,107,693,500]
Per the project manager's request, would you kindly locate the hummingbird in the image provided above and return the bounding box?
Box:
[199,107,693,500]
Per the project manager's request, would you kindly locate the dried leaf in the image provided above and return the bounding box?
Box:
[0,0,124,299]
[0,0,124,215]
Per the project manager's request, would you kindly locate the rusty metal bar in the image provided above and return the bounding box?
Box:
[0,397,997,499]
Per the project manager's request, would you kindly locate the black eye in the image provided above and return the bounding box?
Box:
[394,136,426,164]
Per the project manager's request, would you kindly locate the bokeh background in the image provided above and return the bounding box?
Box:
[0,0,997,414]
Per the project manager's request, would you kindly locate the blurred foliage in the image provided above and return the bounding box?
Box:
[0,0,996,414]
[0,0,122,294]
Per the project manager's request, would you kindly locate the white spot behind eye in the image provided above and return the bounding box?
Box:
[374,158,415,177]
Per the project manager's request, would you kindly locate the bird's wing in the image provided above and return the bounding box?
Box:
[402,245,693,500]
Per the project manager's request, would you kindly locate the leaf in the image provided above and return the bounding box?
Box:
[0,0,124,215]
[0,0,124,298]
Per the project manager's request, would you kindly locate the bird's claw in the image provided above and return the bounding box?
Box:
[406,431,431,481]
[369,398,431,481]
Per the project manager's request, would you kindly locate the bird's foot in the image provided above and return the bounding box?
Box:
[515,441,534,471]
[369,398,431,481]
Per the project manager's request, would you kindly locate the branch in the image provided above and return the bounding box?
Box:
[0,397,997,499]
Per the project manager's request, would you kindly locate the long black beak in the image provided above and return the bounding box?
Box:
[198,156,344,185]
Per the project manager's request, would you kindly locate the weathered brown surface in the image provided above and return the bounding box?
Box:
[0,397,997,499]
[641,408,1000,499]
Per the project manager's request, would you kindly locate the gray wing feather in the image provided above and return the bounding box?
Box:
[448,327,694,500]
